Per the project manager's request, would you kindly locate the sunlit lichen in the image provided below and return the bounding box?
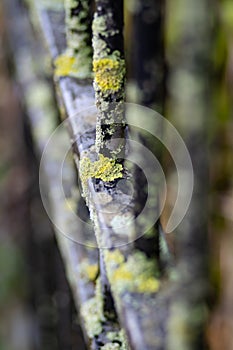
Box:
[79,154,123,198]
[93,56,125,93]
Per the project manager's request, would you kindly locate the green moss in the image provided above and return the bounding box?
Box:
[105,250,160,294]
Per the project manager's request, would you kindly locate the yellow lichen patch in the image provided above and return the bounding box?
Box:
[112,265,133,282]
[85,264,99,281]
[136,276,160,293]
[54,54,77,77]
[105,250,125,265]
[79,259,98,281]
[93,57,125,92]
[106,251,160,294]
[80,154,123,184]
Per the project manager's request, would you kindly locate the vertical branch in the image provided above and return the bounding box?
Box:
[131,0,165,112]
[91,0,126,325]
[127,0,166,263]
[166,0,213,349]
[92,0,126,159]
[56,0,93,78]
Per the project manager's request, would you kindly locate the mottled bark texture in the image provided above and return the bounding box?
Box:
[92,0,126,159]
[63,0,93,77]
[166,1,213,349]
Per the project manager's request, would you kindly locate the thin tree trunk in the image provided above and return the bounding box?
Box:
[166,0,213,348]
[127,0,166,264]
[92,0,126,160]
[131,0,165,112]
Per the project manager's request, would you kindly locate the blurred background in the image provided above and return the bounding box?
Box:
[0,3,87,349]
[0,0,232,350]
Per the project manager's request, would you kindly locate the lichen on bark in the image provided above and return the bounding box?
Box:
[55,0,92,78]
[92,0,126,159]
[105,250,160,294]
[79,153,123,201]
